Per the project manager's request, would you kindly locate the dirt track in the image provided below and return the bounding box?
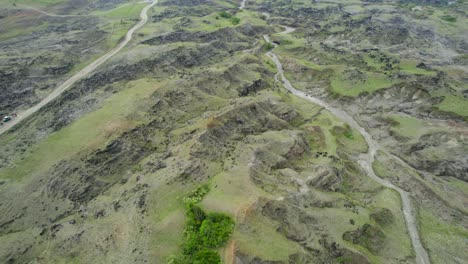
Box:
[0,0,159,136]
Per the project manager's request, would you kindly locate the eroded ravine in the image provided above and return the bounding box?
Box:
[264,30,431,264]
[0,0,159,136]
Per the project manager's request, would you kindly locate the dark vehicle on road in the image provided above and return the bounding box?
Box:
[2,116,12,122]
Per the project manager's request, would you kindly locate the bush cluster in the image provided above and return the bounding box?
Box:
[182,184,210,204]
[219,11,232,19]
[263,42,275,51]
[440,15,457,22]
[217,11,241,25]
[169,185,235,264]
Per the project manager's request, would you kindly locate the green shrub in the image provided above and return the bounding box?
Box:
[440,15,457,22]
[183,231,202,254]
[199,213,235,248]
[344,131,354,139]
[336,256,353,263]
[264,42,275,51]
[230,16,241,25]
[219,11,232,19]
[183,184,210,205]
[193,249,221,264]
[186,204,206,232]
[343,124,354,139]
[171,185,235,263]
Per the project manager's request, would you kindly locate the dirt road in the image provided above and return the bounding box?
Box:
[0,0,158,136]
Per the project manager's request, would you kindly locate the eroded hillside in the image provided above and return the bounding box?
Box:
[0,0,466,263]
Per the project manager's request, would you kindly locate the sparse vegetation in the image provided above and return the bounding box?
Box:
[218,11,240,25]
[206,117,222,129]
[440,15,457,22]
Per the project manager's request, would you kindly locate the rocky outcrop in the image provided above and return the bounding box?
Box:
[307,166,342,192]
[405,132,468,181]
[370,208,394,226]
[343,224,386,254]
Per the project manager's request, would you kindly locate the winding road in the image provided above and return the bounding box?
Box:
[264,29,431,264]
[0,0,158,136]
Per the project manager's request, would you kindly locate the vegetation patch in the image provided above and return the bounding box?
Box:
[343,223,386,254]
[330,68,396,97]
[419,208,468,263]
[399,60,436,76]
[217,11,241,25]
[263,42,275,51]
[436,94,468,117]
[388,114,433,140]
[169,184,235,264]
[439,15,457,22]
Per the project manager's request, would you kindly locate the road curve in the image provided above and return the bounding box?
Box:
[264,29,431,264]
[239,0,247,10]
[0,0,159,136]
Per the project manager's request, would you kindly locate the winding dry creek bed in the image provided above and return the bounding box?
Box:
[264,27,431,264]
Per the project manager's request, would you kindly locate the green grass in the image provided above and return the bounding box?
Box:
[311,188,413,263]
[104,22,133,47]
[419,208,468,264]
[94,2,146,19]
[372,160,391,179]
[446,177,468,194]
[147,182,195,261]
[305,110,347,156]
[275,33,307,51]
[0,18,49,41]
[439,15,457,22]
[233,213,301,261]
[332,125,369,154]
[311,207,372,253]
[0,78,161,180]
[371,189,414,260]
[96,3,147,48]
[399,60,436,76]
[388,115,432,139]
[187,13,234,32]
[8,0,65,7]
[330,69,396,97]
[436,94,468,117]
[182,9,266,33]
[283,54,333,71]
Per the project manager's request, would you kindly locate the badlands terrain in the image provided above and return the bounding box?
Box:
[0,0,467,263]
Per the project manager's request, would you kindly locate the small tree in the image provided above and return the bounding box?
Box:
[219,11,232,19]
[199,213,235,248]
[230,16,240,25]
